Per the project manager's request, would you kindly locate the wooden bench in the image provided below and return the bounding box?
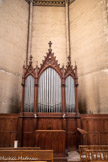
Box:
[0,147,40,150]
[79,145,102,160]
[0,150,53,162]
[79,145,108,162]
[0,161,46,162]
[86,150,108,162]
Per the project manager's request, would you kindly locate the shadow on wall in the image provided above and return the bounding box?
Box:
[9,93,21,113]
[78,96,87,114]
[92,77,101,114]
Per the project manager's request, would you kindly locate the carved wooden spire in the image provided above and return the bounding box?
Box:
[29,55,33,65]
[48,41,52,48]
[48,41,52,53]
[67,55,71,65]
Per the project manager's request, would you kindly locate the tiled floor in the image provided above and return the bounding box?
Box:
[67,151,81,162]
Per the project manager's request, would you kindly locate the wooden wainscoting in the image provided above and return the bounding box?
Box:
[81,114,108,145]
[0,114,18,147]
[0,114,108,149]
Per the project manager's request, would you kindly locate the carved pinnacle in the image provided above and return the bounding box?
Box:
[48,41,52,49]
[67,55,71,64]
[29,55,33,65]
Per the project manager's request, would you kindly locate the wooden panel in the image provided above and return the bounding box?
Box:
[35,130,65,155]
[66,119,76,131]
[66,133,77,149]
[87,119,94,132]
[23,119,34,131]
[5,119,12,131]
[23,133,35,147]
[0,114,18,147]
[81,119,87,131]
[99,133,105,144]
[104,120,108,131]
[98,119,104,132]
[81,114,108,145]
[0,119,6,131]
[38,119,62,130]
[66,119,77,149]
[23,118,36,147]
[105,134,108,145]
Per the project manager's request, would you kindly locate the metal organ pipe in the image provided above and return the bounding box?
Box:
[54,70,56,112]
[44,69,46,112]
[38,68,61,113]
[46,69,48,112]
[52,69,54,112]
[51,69,53,112]
[24,75,34,112]
[65,76,75,112]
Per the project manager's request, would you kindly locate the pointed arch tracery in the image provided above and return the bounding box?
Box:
[21,42,78,114]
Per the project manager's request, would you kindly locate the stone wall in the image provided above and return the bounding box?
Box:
[0,0,28,113]
[69,0,108,113]
[31,6,67,67]
[1,0,108,114]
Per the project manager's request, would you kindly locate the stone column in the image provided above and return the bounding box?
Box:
[26,0,33,66]
[65,0,71,62]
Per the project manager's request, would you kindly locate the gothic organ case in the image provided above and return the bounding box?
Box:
[18,42,80,157]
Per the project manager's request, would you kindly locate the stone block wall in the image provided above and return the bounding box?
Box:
[69,0,108,113]
[0,0,28,113]
[31,6,67,67]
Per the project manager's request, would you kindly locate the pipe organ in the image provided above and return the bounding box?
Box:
[19,42,80,157]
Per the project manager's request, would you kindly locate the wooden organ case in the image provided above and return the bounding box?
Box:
[18,42,80,157]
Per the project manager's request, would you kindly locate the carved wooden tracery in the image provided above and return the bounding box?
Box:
[21,41,79,115]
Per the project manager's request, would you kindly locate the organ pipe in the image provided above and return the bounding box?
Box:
[38,68,61,113]
[65,76,75,112]
[24,75,34,112]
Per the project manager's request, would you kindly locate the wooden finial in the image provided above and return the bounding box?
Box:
[67,55,71,64]
[29,55,33,65]
[48,41,52,49]
[48,41,52,53]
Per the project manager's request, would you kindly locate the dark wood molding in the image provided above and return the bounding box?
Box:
[25,0,75,7]
[39,50,62,79]
[33,0,65,7]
